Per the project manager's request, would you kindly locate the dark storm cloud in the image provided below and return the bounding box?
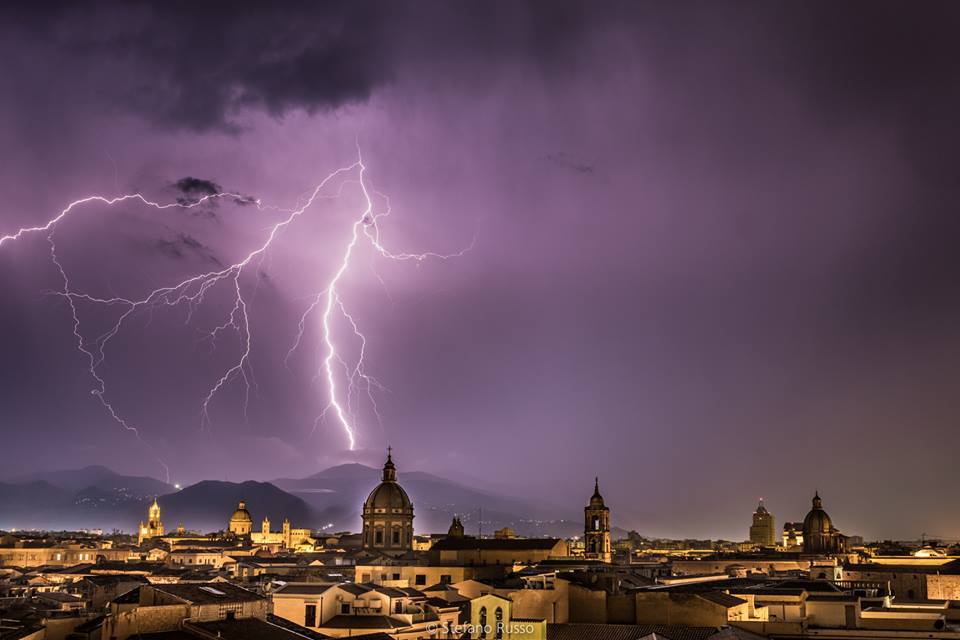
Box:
[1,1,396,131]
[0,0,607,131]
[174,177,221,198]
[757,2,960,335]
[764,2,960,182]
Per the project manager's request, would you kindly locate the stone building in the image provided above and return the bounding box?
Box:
[250,516,314,550]
[138,498,165,545]
[228,501,253,537]
[361,448,415,556]
[584,477,611,563]
[782,521,804,550]
[802,492,845,554]
[748,499,775,547]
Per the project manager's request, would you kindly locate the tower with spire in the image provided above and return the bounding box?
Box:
[584,477,612,563]
[138,497,165,545]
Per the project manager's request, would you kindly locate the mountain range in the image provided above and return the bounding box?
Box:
[0,464,608,538]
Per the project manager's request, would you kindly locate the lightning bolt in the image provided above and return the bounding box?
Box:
[1,147,472,479]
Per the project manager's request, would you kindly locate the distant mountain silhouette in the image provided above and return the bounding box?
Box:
[272,463,584,537]
[158,480,312,533]
[0,464,612,538]
[0,473,308,533]
[11,465,172,497]
[0,480,72,527]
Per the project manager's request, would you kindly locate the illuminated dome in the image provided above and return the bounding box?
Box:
[364,452,413,511]
[231,500,253,523]
[228,500,253,536]
[361,449,414,556]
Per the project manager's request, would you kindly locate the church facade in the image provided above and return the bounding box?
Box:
[251,516,315,550]
[138,498,164,545]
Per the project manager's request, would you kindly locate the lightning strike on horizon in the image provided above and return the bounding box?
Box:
[1,150,472,480]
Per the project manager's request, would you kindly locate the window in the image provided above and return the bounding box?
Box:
[341,603,350,614]
[392,573,400,581]
[479,607,487,639]
[395,600,403,614]
[593,516,600,531]
[495,606,504,640]
[415,574,426,585]
[393,529,401,544]
[218,602,242,620]
[440,574,452,584]
[375,530,383,544]
[304,604,316,627]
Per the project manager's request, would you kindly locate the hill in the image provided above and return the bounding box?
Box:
[157,480,312,533]
[11,465,172,497]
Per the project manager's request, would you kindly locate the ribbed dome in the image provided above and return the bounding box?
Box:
[803,492,832,534]
[365,481,413,510]
[363,449,413,512]
[230,500,252,523]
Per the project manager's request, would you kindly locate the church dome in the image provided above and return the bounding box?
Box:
[363,449,413,513]
[366,482,413,510]
[803,492,833,534]
[230,500,253,524]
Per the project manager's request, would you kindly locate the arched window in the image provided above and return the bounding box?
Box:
[495,606,504,640]
[375,529,383,544]
[592,515,600,531]
[479,606,487,639]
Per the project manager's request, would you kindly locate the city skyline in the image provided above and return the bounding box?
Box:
[3,2,960,544]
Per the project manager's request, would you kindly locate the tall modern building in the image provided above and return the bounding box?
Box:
[584,477,612,563]
[749,499,776,546]
[362,448,415,557]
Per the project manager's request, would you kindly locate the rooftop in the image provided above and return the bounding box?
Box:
[547,623,718,640]
[148,583,265,605]
[189,616,330,640]
[431,537,562,551]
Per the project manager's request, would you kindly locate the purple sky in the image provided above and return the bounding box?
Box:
[2,2,960,540]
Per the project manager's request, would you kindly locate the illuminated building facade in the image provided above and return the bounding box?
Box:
[138,498,165,545]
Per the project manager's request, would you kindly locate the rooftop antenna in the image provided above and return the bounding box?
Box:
[478,507,482,539]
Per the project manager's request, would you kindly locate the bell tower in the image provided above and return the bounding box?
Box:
[584,477,611,563]
[138,497,165,545]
